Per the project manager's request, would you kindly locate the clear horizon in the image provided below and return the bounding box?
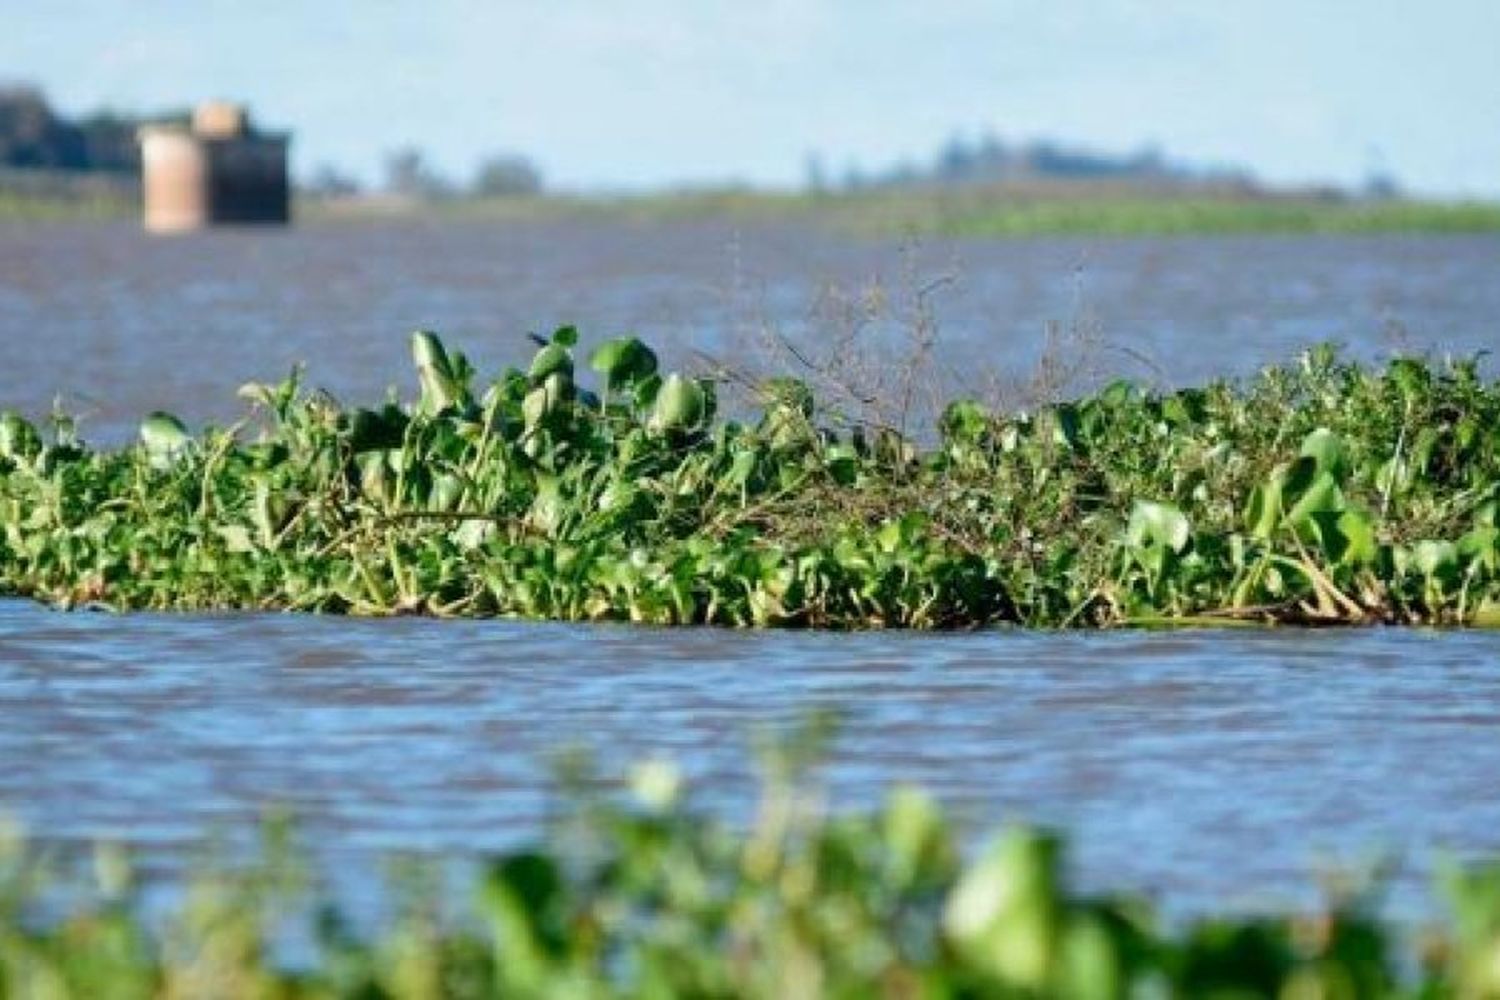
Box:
[5,1,1498,197]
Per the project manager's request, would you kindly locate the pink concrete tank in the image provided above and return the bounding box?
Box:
[138,103,289,232]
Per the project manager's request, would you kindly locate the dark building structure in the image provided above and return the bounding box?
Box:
[138,102,289,231]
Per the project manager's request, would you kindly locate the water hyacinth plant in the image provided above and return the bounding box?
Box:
[1,333,1498,627]
[5,746,1500,998]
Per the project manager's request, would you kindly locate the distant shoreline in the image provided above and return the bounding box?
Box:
[5,175,1499,235]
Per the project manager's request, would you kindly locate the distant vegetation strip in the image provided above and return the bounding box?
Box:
[2,331,1498,627]
[309,188,1500,236]
[7,173,1500,235]
[0,172,136,221]
[5,739,1500,997]
[852,191,1500,237]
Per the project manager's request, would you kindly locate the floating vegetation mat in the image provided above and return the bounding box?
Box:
[1,332,1498,627]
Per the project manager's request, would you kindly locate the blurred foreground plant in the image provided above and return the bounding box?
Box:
[4,733,1500,998]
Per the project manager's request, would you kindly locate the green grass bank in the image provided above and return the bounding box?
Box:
[7,177,1500,235]
[2,332,1498,627]
[311,187,1500,238]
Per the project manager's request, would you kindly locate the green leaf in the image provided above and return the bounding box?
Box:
[528,343,574,382]
[0,411,40,460]
[1162,388,1207,427]
[1376,456,1410,499]
[651,374,707,433]
[631,372,663,412]
[348,407,406,453]
[825,450,857,486]
[522,385,550,430]
[252,479,286,547]
[428,472,462,512]
[944,829,1062,989]
[139,412,190,470]
[1245,469,1286,540]
[758,377,814,417]
[479,853,566,990]
[1458,527,1498,577]
[1098,379,1136,406]
[1050,404,1081,450]
[411,330,462,413]
[588,336,657,391]
[1413,540,1460,582]
[939,399,989,445]
[1334,508,1378,566]
[1127,500,1190,554]
[1298,428,1347,482]
[1387,357,1430,403]
[1059,914,1125,1000]
[882,785,947,885]
[1284,471,1345,528]
[356,451,392,502]
[724,447,758,491]
[215,524,256,554]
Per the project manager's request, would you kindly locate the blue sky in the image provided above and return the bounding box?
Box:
[6,1,1498,196]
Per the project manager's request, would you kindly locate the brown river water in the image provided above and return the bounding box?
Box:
[2,219,1499,915]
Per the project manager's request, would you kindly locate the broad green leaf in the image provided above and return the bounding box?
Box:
[1334,508,1378,566]
[411,330,462,413]
[944,829,1061,989]
[0,411,40,459]
[1059,914,1125,1000]
[1413,540,1460,582]
[528,343,573,382]
[139,412,190,470]
[588,336,657,391]
[1458,525,1497,562]
[882,785,947,885]
[1284,471,1345,528]
[1127,500,1190,554]
[651,374,707,433]
[1298,428,1347,482]
[479,853,566,990]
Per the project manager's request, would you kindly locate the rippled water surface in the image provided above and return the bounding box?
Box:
[2,220,1497,441]
[3,600,1499,915]
[3,220,1500,915]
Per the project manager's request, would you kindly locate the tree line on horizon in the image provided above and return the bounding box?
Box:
[3,84,1404,202]
[306,146,544,200]
[0,86,545,200]
[0,85,165,174]
[806,130,1261,193]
